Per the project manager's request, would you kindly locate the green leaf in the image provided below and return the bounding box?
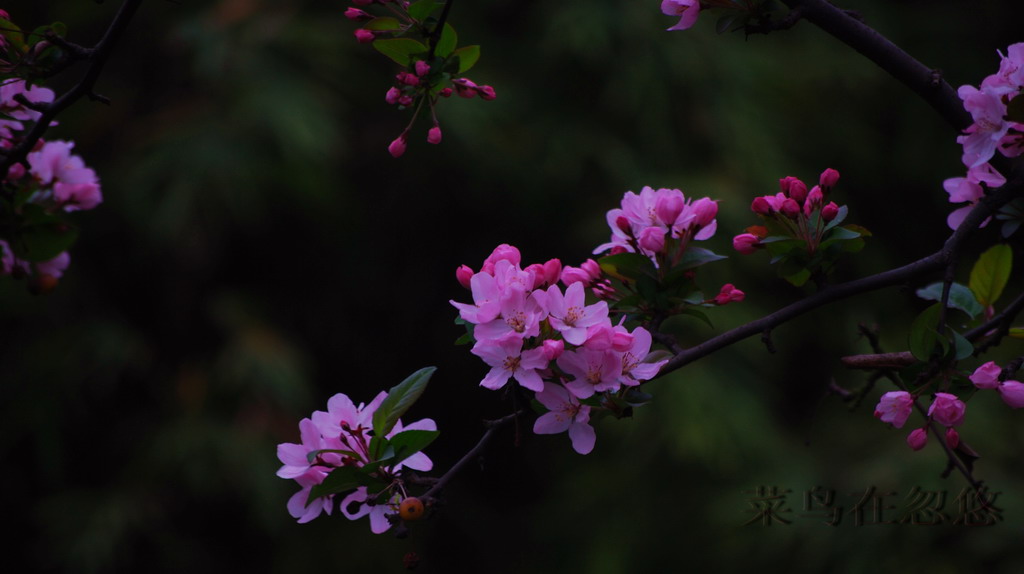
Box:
[674,247,727,271]
[969,244,1012,307]
[908,303,944,361]
[677,307,713,327]
[408,0,443,21]
[915,282,984,319]
[0,18,27,52]
[372,38,428,66]
[434,22,457,57]
[598,252,656,283]
[378,429,440,467]
[452,45,480,74]
[951,329,974,360]
[307,466,360,505]
[1008,328,1024,339]
[365,17,401,31]
[372,366,436,438]
[17,217,79,263]
[822,205,849,232]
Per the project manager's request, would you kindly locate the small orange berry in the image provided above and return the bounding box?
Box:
[399,497,425,521]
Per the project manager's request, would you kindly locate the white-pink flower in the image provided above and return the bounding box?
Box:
[557,346,623,399]
[969,361,1002,390]
[533,382,596,454]
[471,335,549,392]
[543,281,609,345]
[873,391,913,429]
[618,327,666,386]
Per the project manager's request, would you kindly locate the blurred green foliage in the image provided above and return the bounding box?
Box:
[2,0,1023,572]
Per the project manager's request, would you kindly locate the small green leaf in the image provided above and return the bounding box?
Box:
[434,22,457,57]
[598,252,656,283]
[408,0,443,21]
[372,366,436,438]
[915,282,984,319]
[307,466,360,505]
[372,38,428,66]
[675,247,727,271]
[452,45,480,74]
[379,429,440,467]
[908,303,943,361]
[1008,328,1024,339]
[951,329,973,360]
[822,205,849,232]
[677,307,713,327]
[365,17,401,31]
[969,244,1012,307]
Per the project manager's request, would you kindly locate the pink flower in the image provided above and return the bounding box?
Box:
[533,382,595,454]
[821,202,839,222]
[286,469,333,523]
[354,29,375,43]
[450,271,501,324]
[618,327,666,385]
[637,226,665,255]
[998,381,1024,409]
[36,251,70,279]
[906,427,928,451]
[957,84,1010,167]
[543,281,609,345]
[54,181,102,211]
[927,392,966,427]
[340,487,399,534]
[661,0,700,31]
[873,391,913,429]
[471,335,549,391]
[415,60,431,77]
[557,347,623,399]
[473,285,546,341]
[27,140,98,187]
[969,361,1002,389]
[385,87,401,105]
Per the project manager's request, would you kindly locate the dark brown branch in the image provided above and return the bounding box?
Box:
[0,0,143,175]
[419,409,525,504]
[779,0,970,132]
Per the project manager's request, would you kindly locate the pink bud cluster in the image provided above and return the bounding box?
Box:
[660,0,700,31]
[342,1,496,157]
[276,390,436,531]
[451,244,669,454]
[969,361,1024,408]
[874,390,966,451]
[944,43,1024,229]
[732,168,842,255]
[593,185,719,267]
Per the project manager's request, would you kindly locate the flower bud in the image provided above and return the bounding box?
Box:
[439,87,453,98]
[541,339,564,361]
[945,427,960,449]
[398,95,413,106]
[998,380,1024,408]
[580,259,601,280]
[542,259,562,287]
[779,175,802,195]
[732,233,760,255]
[388,132,408,158]
[780,198,801,218]
[615,215,632,235]
[354,29,375,43]
[485,244,521,267]
[477,85,497,100]
[414,60,431,77]
[751,196,773,215]
[906,427,928,451]
[714,283,745,305]
[969,361,1001,389]
[691,197,718,227]
[385,87,402,105]
[455,265,474,289]
[427,126,442,144]
[821,201,839,222]
[345,7,372,20]
[804,185,823,210]
[787,179,808,203]
[819,167,840,189]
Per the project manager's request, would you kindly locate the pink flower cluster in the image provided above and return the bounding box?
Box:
[968,361,1024,408]
[944,43,1024,229]
[661,0,700,31]
[451,244,669,454]
[1,138,101,288]
[593,185,718,266]
[276,391,435,531]
[732,168,842,255]
[874,390,966,451]
[1,78,54,143]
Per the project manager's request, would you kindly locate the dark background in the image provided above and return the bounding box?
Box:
[3,0,1023,572]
